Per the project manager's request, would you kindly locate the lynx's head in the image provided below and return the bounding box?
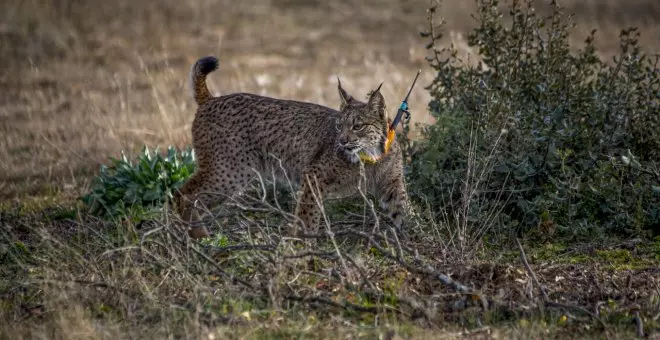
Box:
[335,79,389,163]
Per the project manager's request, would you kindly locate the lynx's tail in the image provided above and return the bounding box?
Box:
[189,56,219,105]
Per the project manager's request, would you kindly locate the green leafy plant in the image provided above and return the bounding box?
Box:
[81,145,196,218]
[408,0,659,241]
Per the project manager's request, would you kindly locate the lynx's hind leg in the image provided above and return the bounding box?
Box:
[175,153,256,239]
[175,170,215,238]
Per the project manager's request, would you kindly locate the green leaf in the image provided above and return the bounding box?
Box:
[142,187,162,202]
[80,145,197,219]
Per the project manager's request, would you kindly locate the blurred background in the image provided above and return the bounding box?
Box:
[1,0,659,199]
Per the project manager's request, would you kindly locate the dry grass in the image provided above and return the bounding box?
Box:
[2,0,659,200]
[2,0,660,338]
[3,181,660,339]
[2,191,659,339]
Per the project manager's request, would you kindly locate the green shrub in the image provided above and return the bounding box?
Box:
[408,0,659,239]
[81,145,196,219]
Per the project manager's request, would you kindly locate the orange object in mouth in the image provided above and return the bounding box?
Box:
[359,127,396,164]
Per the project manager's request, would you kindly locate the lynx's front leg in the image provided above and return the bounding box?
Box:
[292,169,332,235]
[378,175,411,229]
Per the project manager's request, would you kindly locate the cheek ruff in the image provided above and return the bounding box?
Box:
[358,128,395,164]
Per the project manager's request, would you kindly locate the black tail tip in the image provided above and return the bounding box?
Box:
[196,56,219,75]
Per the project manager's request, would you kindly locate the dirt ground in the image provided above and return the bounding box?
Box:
[1,0,659,199]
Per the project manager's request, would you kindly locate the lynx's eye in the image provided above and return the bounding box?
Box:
[353,124,366,132]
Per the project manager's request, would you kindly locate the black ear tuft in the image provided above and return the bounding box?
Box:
[337,77,352,110]
[368,83,385,117]
[374,82,383,93]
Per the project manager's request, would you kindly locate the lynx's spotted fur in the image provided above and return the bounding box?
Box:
[175,56,411,238]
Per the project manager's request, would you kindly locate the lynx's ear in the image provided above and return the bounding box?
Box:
[337,77,352,111]
[367,82,385,118]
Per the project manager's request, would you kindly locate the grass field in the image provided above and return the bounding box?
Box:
[2,0,660,338]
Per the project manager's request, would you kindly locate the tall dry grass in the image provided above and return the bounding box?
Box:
[2,0,659,200]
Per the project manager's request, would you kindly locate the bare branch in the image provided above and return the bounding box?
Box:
[516,238,550,302]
